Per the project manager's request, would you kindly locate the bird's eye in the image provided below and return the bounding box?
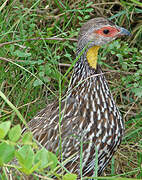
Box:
[103,29,110,34]
[95,27,118,37]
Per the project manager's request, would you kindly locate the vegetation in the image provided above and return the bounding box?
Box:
[0,0,142,179]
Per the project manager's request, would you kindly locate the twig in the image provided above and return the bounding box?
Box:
[0,56,25,63]
[0,98,39,118]
[0,37,77,47]
[34,173,54,180]
[124,96,139,119]
[91,2,120,5]
[0,57,21,63]
[58,63,71,67]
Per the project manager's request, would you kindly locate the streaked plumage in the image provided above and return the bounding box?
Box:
[25,17,130,178]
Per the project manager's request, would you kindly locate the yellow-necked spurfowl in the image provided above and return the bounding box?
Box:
[25,17,130,178]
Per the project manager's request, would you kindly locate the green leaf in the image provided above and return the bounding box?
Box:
[86,1,93,7]
[132,87,142,98]
[18,163,40,175]
[43,76,50,83]
[8,124,21,142]
[62,173,77,180]
[39,71,44,77]
[35,148,58,170]
[15,145,40,175]
[33,79,43,87]
[0,142,15,166]
[47,151,58,170]
[15,145,34,169]
[0,121,11,139]
[13,50,31,57]
[29,161,41,174]
[35,148,48,169]
[22,132,33,144]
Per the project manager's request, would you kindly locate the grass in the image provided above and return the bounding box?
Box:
[0,0,142,179]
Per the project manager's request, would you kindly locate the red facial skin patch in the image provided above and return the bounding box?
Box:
[94,26,120,37]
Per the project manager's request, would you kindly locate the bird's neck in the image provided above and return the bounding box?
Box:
[68,45,103,93]
[86,45,100,69]
[74,45,101,77]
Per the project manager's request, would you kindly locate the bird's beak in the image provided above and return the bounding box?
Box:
[117,26,131,36]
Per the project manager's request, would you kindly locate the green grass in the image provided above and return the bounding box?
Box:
[0,0,142,179]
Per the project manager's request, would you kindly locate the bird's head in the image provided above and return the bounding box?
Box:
[78,17,130,48]
[77,17,130,69]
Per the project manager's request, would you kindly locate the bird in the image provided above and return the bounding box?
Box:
[25,17,130,178]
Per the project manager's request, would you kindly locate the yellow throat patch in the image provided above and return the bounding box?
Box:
[86,46,100,69]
